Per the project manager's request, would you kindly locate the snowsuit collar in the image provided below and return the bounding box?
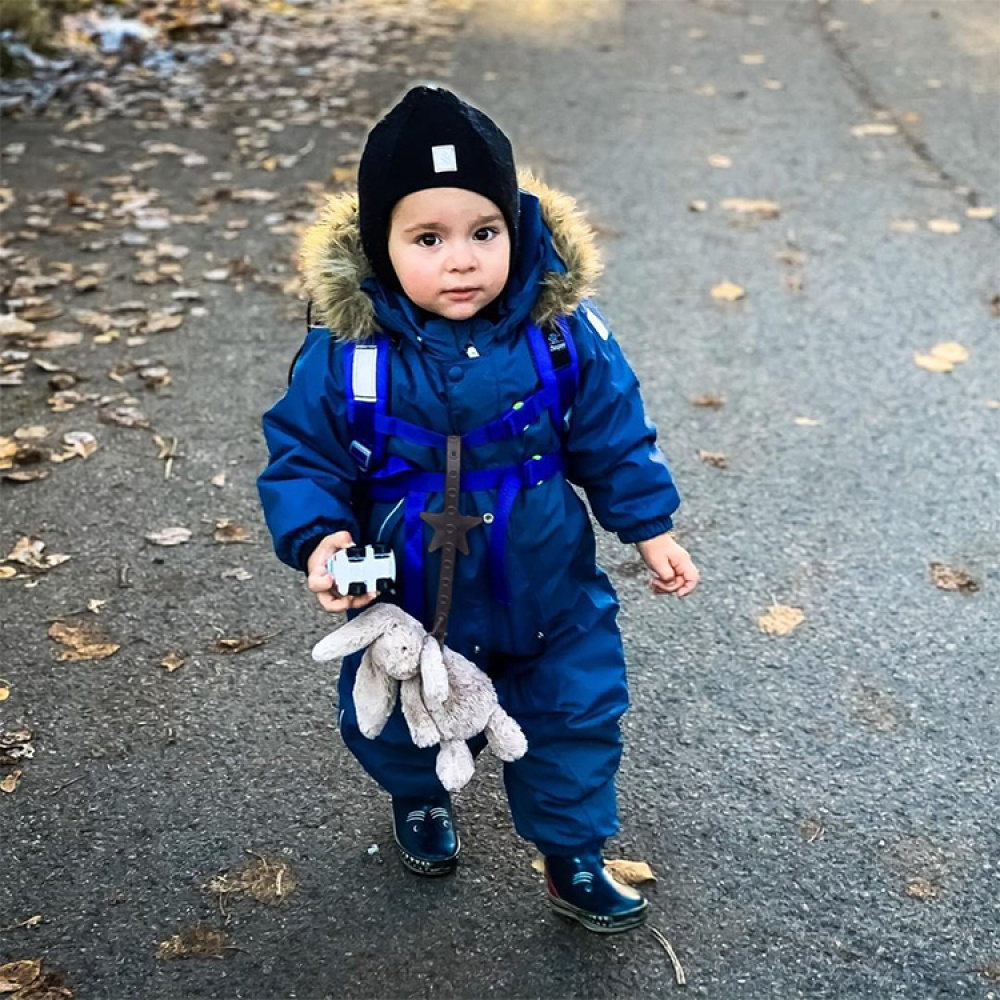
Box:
[297,170,603,344]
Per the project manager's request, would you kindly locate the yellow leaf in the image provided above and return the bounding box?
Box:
[929,341,968,364]
[710,281,745,301]
[0,680,9,700]
[926,218,961,234]
[763,79,784,90]
[688,199,709,213]
[966,206,996,220]
[794,416,822,426]
[605,859,657,885]
[530,854,545,874]
[0,567,16,580]
[720,197,780,218]
[0,960,41,992]
[708,154,732,169]
[914,353,953,373]
[758,604,805,635]
[48,621,119,662]
[850,123,898,137]
[0,770,21,793]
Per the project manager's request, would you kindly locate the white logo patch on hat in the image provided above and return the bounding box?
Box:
[432,144,458,173]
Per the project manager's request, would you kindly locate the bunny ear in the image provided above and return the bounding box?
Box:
[311,604,401,662]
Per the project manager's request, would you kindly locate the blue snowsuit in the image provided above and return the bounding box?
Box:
[258,176,680,856]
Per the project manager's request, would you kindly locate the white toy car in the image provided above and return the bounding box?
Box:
[327,543,396,597]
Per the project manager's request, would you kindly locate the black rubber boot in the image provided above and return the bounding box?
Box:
[391,795,460,876]
[545,853,649,933]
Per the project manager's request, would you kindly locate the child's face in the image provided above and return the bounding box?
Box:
[387,188,511,321]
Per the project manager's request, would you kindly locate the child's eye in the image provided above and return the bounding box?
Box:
[416,233,441,247]
[473,227,499,242]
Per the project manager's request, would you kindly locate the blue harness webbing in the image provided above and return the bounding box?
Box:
[343,319,578,620]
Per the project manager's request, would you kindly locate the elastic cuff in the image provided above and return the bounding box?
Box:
[287,521,354,573]
[616,517,674,545]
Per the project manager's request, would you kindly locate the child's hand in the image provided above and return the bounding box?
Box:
[635,532,699,598]
[306,531,379,613]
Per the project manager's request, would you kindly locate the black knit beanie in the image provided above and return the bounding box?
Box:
[358,85,519,289]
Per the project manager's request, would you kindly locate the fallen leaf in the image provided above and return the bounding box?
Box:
[929,562,979,593]
[0,314,36,337]
[98,405,150,429]
[929,341,968,364]
[145,313,184,334]
[204,854,297,904]
[605,859,657,885]
[904,878,938,900]
[926,219,961,234]
[851,123,898,137]
[794,416,822,426]
[3,469,50,484]
[987,400,1000,410]
[692,394,724,409]
[739,53,766,65]
[215,634,271,654]
[688,199,709,213]
[48,621,120,662]
[758,604,805,635]
[221,568,252,581]
[914,353,953,373]
[698,450,728,468]
[38,332,84,349]
[14,426,50,443]
[156,925,231,961]
[695,83,717,97]
[0,567,17,579]
[6,537,71,573]
[720,197,780,218]
[0,681,8,701]
[231,189,278,203]
[160,652,185,673]
[800,817,825,843]
[211,473,227,488]
[710,281,745,301]
[708,154,732,169]
[0,960,40,992]
[62,431,98,459]
[966,206,996,220]
[214,519,251,544]
[1,771,22,793]
[890,219,919,233]
[146,527,192,547]
[763,78,784,90]
[202,268,230,282]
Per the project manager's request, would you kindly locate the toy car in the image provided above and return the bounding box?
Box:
[328,543,396,597]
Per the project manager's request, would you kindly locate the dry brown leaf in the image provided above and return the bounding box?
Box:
[890,219,919,233]
[763,78,784,90]
[720,197,780,218]
[604,859,657,885]
[0,567,17,580]
[146,313,184,334]
[794,416,822,427]
[914,353,953,373]
[1,770,22,793]
[156,925,231,961]
[146,527,192,547]
[929,562,979,593]
[202,268,230,282]
[0,960,41,992]
[758,604,805,635]
[205,854,297,904]
[98,405,150,429]
[6,537,71,573]
[13,426,50,443]
[213,519,251,544]
[221,568,252,581]
[0,681,8,700]
[231,189,278,203]
[966,206,996,220]
[929,341,968,364]
[160,652,185,673]
[800,817,825,843]
[739,53,766,65]
[698,450,728,468]
[211,473,227,488]
[62,431,98,459]
[692,394,724,409]
[38,332,85,350]
[688,199,709,213]
[904,878,938,900]
[708,154,732,169]
[215,635,270,654]
[48,621,120,662]
[0,314,36,337]
[926,218,961,234]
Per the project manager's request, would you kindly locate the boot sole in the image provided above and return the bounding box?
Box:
[548,893,649,934]
[392,818,460,877]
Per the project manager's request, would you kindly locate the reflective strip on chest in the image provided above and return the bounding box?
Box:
[352,344,379,401]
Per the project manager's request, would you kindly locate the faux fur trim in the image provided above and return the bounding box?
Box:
[297,169,603,341]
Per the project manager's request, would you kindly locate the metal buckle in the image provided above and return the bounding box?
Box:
[348,440,372,471]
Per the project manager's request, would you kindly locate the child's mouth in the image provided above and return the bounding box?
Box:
[443,288,479,301]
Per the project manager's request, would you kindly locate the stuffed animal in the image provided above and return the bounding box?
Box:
[312,604,528,791]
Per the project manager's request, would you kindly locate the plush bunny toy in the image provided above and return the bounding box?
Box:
[312,604,527,792]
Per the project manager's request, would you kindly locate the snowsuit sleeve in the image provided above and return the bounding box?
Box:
[563,302,680,544]
[257,329,360,571]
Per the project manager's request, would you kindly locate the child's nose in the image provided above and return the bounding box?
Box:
[445,242,476,271]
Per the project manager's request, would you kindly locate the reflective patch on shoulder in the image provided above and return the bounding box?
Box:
[583,304,611,341]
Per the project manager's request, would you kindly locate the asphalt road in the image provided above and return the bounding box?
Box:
[2,1,998,998]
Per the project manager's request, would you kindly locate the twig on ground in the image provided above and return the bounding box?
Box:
[650,925,687,986]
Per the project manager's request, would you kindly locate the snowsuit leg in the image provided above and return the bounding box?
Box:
[337,649,487,799]
[495,601,629,856]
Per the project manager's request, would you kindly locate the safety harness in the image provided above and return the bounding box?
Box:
[343,318,579,627]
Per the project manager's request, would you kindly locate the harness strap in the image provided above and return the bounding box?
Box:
[344,338,390,471]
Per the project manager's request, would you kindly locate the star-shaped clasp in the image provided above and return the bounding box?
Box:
[420,509,483,555]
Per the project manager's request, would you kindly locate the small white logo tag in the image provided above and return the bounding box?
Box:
[432,144,458,173]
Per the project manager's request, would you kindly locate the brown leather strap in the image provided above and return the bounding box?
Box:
[420,435,483,644]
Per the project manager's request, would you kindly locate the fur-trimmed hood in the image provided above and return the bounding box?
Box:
[298,170,603,342]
